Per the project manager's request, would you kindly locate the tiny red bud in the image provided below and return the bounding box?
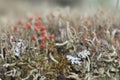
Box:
[22,26,26,30]
[17,20,22,24]
[84,38,88,41]
[40,26,46,31]
[14,25,18,32]
[29,17,33,21]
[35,21,40,26]
[26,23,31,29]
[49,35,54,40]
[85,19,91,26]
[36,16,41,20]
[34,27,38,32]
[41,31,46,35]
[31,35,35,41]
[40,44,46,49]
[40,36,45,41]
[44,36,49,41]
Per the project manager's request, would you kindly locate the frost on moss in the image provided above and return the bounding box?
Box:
[66,49,90,66]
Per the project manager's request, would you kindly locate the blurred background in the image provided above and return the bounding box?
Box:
[0,0,119,24]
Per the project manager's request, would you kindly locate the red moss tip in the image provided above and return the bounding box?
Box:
[35,21,40,26]
[26,23,31,29]
[22,26,26,30]
[34,27,38,32]
[49,35,54,40]
[41,31,46,35]
[40,26,46,31]
[29,17,33,21]
[31,35,36,41]
[40,36,45,41]
[85,19,92,26]
[36,16,41,20]
[44,36,49,41]
[17,20,22,24]
[14,25,18,32]
[40,36,49,41]
[34,25,46,31]
[40,43,46,49]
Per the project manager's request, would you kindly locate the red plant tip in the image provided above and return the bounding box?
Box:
[31,35,36,41]
[49,35,54,40]
[22,26,26,30]
[35,21,40,26]
[41,31,46,35]
[26,23,31,29]
[40,36,45,41]
[17,20,22,24]
[34,27,38,32]
[85,19,92,26]
[84,37,88,42]
[29,17,33,21]
[14,25,18,32]
[40,26,46,31]
[36,16,41,20]
[44,36,49,41]
[40,43,46,49]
